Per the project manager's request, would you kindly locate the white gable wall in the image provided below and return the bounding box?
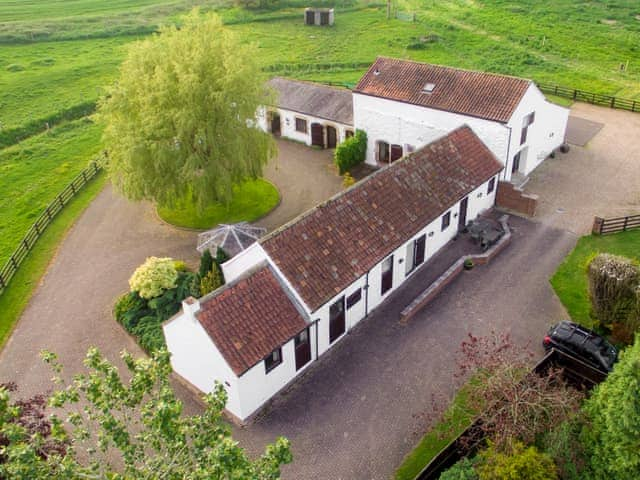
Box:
[221,243,269,284]
[504,85,569,178]
[353,93,510,173]
[163,307,243,417]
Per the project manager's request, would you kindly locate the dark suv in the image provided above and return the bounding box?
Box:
[543,320,617,372]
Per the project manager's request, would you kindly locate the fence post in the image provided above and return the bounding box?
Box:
[573,89,577,100]
[592,216,604,235]
[623,216,628,231]
[633,101,637,113]
[611,97,615,108]
[0,273,4,289]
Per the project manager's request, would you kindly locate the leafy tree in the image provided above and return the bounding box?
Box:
[582,334,640,479]
[128,256,178,299]
[0,348,292,478]
[199,249,215,279]
[433,332,584,452]
[99,11,276,210]
[476,442,557,480]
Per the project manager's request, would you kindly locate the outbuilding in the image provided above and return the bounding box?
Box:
[258,77,354,149]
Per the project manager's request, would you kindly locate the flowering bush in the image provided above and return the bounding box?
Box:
[128,257,178,299]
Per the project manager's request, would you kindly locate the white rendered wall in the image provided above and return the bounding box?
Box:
[352,93,510,171]
[163,311,243,418]
[235,322,318,420]
[502,84,569,179]
[220,243,269,284]
[257,107,353,146]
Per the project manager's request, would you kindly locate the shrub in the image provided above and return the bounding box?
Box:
[200,263,224,296]
[541,418,588,480]
[582,334,640,479]
[587,253,639,332]
[477,442,557,480]
[114,291,150,331]
[173,260,188,272]
[215,247,229,266]
[198,249,214,279]
[342,172,356,188]
[334,129,367,174]
[129,257,178,299]
[439,457,478,479]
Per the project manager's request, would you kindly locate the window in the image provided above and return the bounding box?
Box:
[390,144,403,162]
[295,117,308,133]
[520,112,535,145]
[441,211,451,231]
[264,348,282,373]
[381,255,394,295]
[512,151,522,174]
[346,289,362,309]
[487,177,496,194]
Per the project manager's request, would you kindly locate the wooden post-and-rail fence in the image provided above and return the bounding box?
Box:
[592,214,640,235]
[537,83,639,113]
[0,162,102,295]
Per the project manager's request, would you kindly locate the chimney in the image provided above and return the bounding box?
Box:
[182,296,201,321]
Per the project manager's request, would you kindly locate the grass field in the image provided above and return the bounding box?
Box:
[550,230,640,329]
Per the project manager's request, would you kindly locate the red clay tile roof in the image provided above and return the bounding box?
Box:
[354,57,531,123]
[261,126,503,311]
[197,265,307,376]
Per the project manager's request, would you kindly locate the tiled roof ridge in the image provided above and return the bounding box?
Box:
[259,124,472,245]
[270,76,352,92]
[362,56,534,87]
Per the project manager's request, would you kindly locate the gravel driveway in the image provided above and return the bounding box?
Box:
[525,103,640,234]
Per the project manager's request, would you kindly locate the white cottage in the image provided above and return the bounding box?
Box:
[352,57,569,182]
[164,126,503,422]
[257,77,354,149]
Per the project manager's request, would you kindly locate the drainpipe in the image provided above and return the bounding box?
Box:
[364,271,370,318]
[314,318,320,362]
[503,125,513,181]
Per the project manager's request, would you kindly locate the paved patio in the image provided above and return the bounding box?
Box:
[229,216,576,480]
[525,103,640,235]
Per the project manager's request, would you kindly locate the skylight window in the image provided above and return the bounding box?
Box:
[422,82,436,93]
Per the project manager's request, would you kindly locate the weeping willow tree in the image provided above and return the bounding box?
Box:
[99,10,276,210]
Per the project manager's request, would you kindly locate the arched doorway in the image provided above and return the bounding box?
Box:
[326,125,337,149]
[311,123,324,147]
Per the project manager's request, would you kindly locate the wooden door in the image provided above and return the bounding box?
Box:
[380,255,393,295]
[320,11,329,25]
[329,297,345,343]
[326,126,337,148]
[271,113,281,137]
[414,234,426,266]
[377,141,389,163]
[458,197,469,230]
[311,123,324,147]
[295,328,311,370]
[390,144,403,162]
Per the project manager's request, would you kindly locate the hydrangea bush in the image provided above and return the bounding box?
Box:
[128,257,178,299]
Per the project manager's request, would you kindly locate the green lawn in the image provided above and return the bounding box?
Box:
[550,230,640,328]
[157,179,279,229]
[395,383,477,480]
[0,119,103,265]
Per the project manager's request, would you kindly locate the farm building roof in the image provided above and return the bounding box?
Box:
[260,125,504,311]
[268,77,353,125]
[196,264,308,376]
[354,57,531,123]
